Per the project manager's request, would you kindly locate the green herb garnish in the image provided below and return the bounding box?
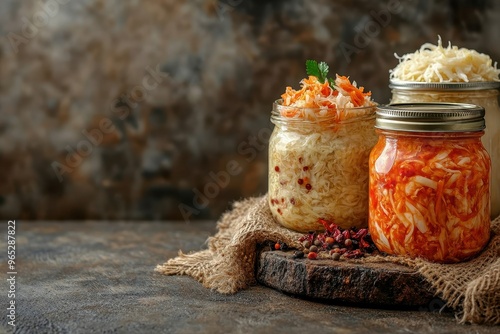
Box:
[306,60,336,89]
[306,60,329,83]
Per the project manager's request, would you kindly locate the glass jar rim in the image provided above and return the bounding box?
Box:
[272,99,376,125]
[389,79,500,91]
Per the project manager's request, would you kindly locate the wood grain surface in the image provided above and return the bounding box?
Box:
[257,250,435,306]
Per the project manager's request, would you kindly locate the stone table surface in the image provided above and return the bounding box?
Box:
[0,221,498,334]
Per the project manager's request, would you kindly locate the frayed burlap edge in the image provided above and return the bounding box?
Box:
[155,196,303,293]
[408,217,500,325]
[156,195,500,325]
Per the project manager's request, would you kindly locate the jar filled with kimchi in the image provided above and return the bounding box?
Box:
[369,103,491,263]
[269,70,377,232]
[389,38,500,219]
[390,82,500,219]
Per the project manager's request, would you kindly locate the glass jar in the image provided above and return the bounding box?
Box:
[390,81,500,219]
[268,101,377,232]
[369,103,491,263]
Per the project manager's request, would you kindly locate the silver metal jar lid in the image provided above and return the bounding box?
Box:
[389,79,500,91]
[376,103,485,132]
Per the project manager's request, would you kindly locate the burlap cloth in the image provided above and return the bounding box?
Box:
[156,195,500,325]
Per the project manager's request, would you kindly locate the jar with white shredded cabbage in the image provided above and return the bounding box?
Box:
[269,102,377,232]
[389,38,500,219]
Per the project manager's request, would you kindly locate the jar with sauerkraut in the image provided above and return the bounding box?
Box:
[369,103,491,263]
[269,73,377,232]
[389,38,500,219]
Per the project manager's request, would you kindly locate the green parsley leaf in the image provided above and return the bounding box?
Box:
[305,59,330,83]
[328,77,336,89]
[317,62,329,83]
[306,60,321,79]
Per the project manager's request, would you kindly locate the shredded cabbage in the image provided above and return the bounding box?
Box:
[270,72,377,232]
[390,90,500,219]
[369,134,491,263]
[281,75,374,119]
[269,115,377,232]
[390,36,500,82]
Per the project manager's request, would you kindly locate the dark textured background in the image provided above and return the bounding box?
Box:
[1,0,499,221]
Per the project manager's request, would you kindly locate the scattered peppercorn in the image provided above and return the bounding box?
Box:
[303,166,309,171]
[332,253,341,261]
[307,252,318,260]
[293,251,304,259]
[305,184,312,190]
[297,218,380,260]
[274,166,280,172]
[298,178,304,185]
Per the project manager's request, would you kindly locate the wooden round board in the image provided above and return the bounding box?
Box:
[256,250,436,307]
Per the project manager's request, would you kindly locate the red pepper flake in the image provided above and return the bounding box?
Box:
[277,208,282,215]
[303,166,309,171]
[383,178,396,190]
[274,166,280,172]
[281,198,285,203]
[290,198,296,205]
[344,249,363,259]
[299,157,303,163]
[399,169,415,178]
[274,243,281,250]
[298,178,304,185]
[305,184,312,191]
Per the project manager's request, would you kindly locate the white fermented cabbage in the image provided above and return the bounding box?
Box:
[269,115,377,232]
[390,37,500,82]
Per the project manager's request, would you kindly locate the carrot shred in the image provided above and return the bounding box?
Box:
[280,74,372,118]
